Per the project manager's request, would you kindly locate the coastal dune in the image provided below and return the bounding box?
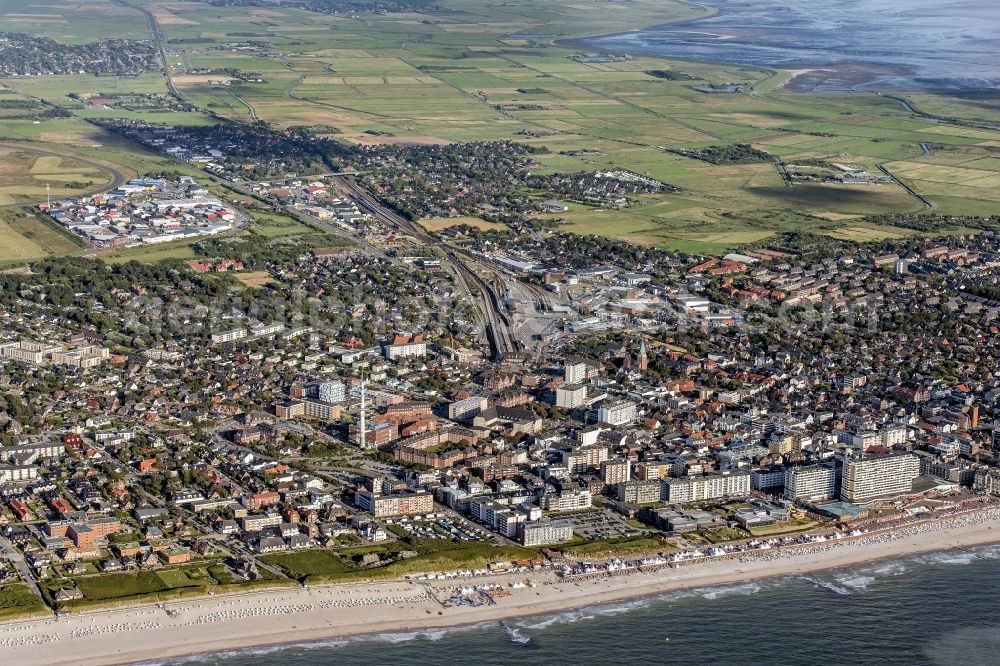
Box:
[2,511,998,666]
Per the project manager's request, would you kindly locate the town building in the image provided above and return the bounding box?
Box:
[841,454,920,504]
[662,472,750,503]
[597,400,638,426]
[449,396,488,422]
[562,445,608,473]
[519,519,574,546]
[556,383,588,409]
[355,489,433,517]
[784,464,838,502]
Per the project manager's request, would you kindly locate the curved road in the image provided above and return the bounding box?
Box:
[0,142,126,209]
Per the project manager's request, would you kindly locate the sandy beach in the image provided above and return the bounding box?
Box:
[1,507,998,666]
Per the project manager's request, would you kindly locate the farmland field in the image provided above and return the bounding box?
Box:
[419,217,508,232]
[0,209,88,264]
[0,0,997,253]
[0,145,117,204]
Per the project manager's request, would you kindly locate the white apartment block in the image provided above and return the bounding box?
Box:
[50,345,110,369]
[841,453,920,504]
[1,340,109,369]
[751,467,786,491]
[617,479,663,504]
[1,341,60,364]
[636,462,672,481]
[449,396,488,421]
[0,465,39,483]
[302,400,342,421]
[601,460,631,485]
[383,340,427,360]
[540,489,592,512]
[469,496,529,537]
[784,464,837,502]
[562,445,608,473]
[239,512,282,532]
[663,472,750,504]
[556,383,588,409]
[880,424,909,447]
[564,361,589,384]
[597,400,638,426]
[355,489,433,517]
[318,380,347,404]
[519,519,574,546]
[251,322,285,338]
[211,328,248,344]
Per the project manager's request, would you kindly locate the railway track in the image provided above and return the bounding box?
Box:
[330,176,516,360]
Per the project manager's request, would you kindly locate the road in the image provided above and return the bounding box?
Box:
[112,0,181,100]
[0,534,42,598]
[226,90,259,121]
[877,163,933,210]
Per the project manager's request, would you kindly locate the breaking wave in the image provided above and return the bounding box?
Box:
[133,622,497,665]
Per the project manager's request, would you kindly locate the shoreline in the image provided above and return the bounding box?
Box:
[558,2,996,94]
[4,509,999,666]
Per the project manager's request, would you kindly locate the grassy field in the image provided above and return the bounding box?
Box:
[748,519,819,537]
[0,209,89,264]
[0,145,115,205]
[262,541,538,584]
[562,536,672,558]
[234,270,276,287]
[0,0,998,252]
[69,568,208,603]
[419,216,508,232]
[99,238,202,264]
[0,584,48,621]
[247,210,317,238]
[44,563,293,611]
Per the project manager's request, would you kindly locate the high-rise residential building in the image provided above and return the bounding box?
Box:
[564,360,588,384]
[562,445,608,473]
[519,519,574,546]
[556,383,588,409]
[784,464,837,502]
[564,357,599,383]
[616,479,663,504]
[317,380,346,404]
[449,396,488,421]
[841,453,920,504]
[301,400,342,421]
[540,489,592,512]
[662,471,750,504]
[601,460,631,485]
[597,400,638,426]
[751,467,786,491]
[635,462,671,481]
[354,489,433,517]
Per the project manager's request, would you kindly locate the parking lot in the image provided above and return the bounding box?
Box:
[567,510,643,540]
[385,514,489,542]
